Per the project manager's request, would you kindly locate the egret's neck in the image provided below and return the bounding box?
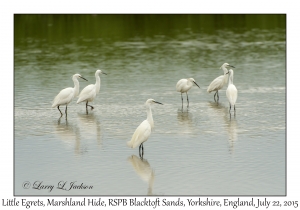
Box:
[221,66,228,75]
[228,72,234,86]
[146,104,154,129]
[73,77,80,96]
[223,73,229,84]
[95,73,101,93]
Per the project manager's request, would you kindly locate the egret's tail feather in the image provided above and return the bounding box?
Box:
[52,98,58,108]
[76,98,84,104]
[127,141,133,148]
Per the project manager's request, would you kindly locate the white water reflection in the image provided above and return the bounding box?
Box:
[226,116,238,154]
[54,118,83,155]
[176,111,195,135]
[127,155,155,195]
[76,113,102,148]
[207,101,239,153]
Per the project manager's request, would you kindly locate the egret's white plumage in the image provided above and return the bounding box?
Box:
[207,63,235,101]
[127,99,163,157]
[52,74,87,117]
[176,78,200,108]
[77,69,107,112]
[226,69,238,112]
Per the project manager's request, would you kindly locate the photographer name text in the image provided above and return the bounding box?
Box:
[22,181,93,192]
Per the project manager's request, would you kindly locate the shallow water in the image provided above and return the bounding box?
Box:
[14,15,285,195]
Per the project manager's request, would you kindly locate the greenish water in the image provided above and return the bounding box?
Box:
[14,14,286,195]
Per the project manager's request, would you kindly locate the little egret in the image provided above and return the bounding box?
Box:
[127,99,163,157]
[176,78,200,108]
[226,69,238,113]
[52,74,88,117]
[77,69,107,113]
[207,63,235,101]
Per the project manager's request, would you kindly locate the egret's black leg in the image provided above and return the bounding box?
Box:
[186,92,189,107]
[181,93,183,109]
[58,116,62,124]
[217,90,219,101]
[86,101,94,110]
[57,106,63,117]
[234,105,236,116]
[85,101,88,114]
[139,144,143,158]
[65,105,68,117]
[139,144,141,153]
[214,91,217,102]
[229,104,231,113]
[142,143,144,157]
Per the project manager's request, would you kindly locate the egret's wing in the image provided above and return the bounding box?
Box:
[52,87,74,107]
[127,120,151,149]
[226,85,238,105]
[77,84,95,103]
[176,79,186,92]
[207,75,225,92]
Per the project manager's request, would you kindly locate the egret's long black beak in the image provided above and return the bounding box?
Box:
[79,76,88,81]
[229,65,235,68]
[193,81,200,88]
[102,72,107,75]
[226,71,229,75]
[154,101,163,105]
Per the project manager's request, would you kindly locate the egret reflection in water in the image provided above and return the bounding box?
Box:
[207,101,238,153]
[207,101,228,123]
[176,111,196,135]
[207,101,227,111]
[76,112,102,148]
[225,116,238,154]
[127,155,155,195]
[54,118,83,155]
[177,111,193,124]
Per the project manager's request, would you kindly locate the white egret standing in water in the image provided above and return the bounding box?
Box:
[226,69,238,113]
[127,99,163,157]
[176,78,200,108]
[207,63,235,101]
[52,74,88,117]
[77,69,107,113]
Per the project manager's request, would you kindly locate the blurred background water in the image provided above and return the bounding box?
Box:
[14,14,286,195]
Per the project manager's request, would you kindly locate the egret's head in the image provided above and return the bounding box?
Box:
[188,78,200,88]
[73,74,88,81]
[220,63,235,69]
[96,69,107,75]
[145,99,163,105]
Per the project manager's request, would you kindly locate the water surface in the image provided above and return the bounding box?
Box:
[14,15,286,196]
